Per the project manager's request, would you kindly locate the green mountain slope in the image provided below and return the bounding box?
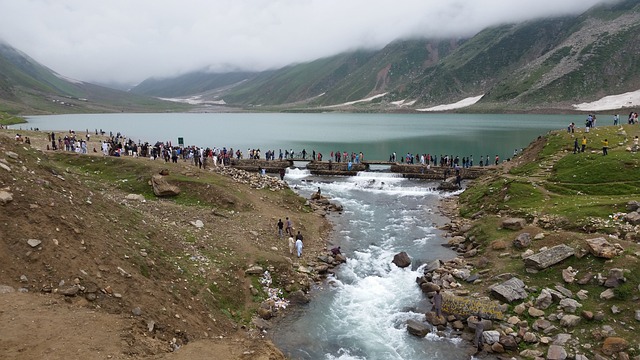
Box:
[0,42,190,114]
[131,0,640,112]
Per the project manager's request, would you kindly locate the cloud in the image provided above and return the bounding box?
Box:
[0,0,614,85]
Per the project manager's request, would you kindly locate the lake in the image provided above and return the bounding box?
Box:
[14,112,570,162]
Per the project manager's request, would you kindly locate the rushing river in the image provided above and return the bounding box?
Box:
[275,169,473,360]
[13,112,571,359]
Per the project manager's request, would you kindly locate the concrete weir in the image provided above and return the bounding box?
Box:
[229,159,490,181]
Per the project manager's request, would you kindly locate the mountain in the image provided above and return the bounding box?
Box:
[0,42,190,114]
[131,0,640,112]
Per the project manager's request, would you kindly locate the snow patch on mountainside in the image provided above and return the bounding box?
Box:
[326,93,388,108]
[573,89,640,111]
[416,95,484,112]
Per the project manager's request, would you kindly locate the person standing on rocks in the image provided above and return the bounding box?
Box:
[285,217,293,236]
[474,317,485,352]
[432,289,443,317]
[277,219,284,238]
[295,233,304,258]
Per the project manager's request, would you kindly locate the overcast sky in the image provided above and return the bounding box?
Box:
[0,0,614,85]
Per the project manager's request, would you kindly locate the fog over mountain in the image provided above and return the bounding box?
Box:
[0,0,615,85]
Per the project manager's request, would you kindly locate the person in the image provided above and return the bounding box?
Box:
[285,217,293,236]
[317,187,321,196]
[330,246,341,255]
[279,168,285,181]
[614,114,619,126]
[295,235,304,258]
[433,289,443,317]
[474,317,485,351]
[288,236,295,255]
[573,138,579,154]
[602,138,608,156]
[494,155,499,165]
[455,174,462,188]
[277,219,284,238]
[581,136,587,153]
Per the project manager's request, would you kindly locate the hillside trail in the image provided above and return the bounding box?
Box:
[0,129,339,360]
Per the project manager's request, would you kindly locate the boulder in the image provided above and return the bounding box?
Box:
[0,191,13,205]
[547,345,567,360]
[604,268,626,288]
[600,288,615,300]
[125,193,146,202]
[602,337,629,355]
[559,298,582,313]
[482,330,501,345]
[151,174,180,197]
[625,211,640,225]
[499,335,518,351]
[513,233,531,249]
[392,252,411,268]
[585,237,619,259]
[523,244,575,270]
[627,200,640,212]
[502,218,526,230]
[560,314,581,328]
[490,277,527,303]
[406,319,430,337]
[535,289,553,310]
[562,266,577,284]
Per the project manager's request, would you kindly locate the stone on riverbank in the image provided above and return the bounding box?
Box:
[523,244,575,270]
[490,277,527,303]
[406,319,430,337]
[502,218,526,230]
[392,252,411,268]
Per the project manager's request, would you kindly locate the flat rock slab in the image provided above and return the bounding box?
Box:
[524,244,575,270]
[490,277,527,303]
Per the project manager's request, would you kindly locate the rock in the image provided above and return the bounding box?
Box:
[491,240,507,250]
[600,288,616,300]
[257,305,273,320]
[151,174,180,197]
[520,332,535,343]
[392,252,411,268]
[576,289,589,300]
[534,233,545,240]
[288,290,310,305]
[406,319,430,337]
[604,268,626,288]
[523,244,575,270]
[491,342,505,353]
[577,272,593,285]
[520,349,543,358]
[490,277,527,303]
[627,200,640,212]
[190,220,204,228]
[585,237,620,259]
[533,318,551,330]
[559,298,582,313]
[252,317,271,331]
[499,335,518,351]
[27,239,42,248]
[420,282,440,293]
[452,320,464,330]
[535,289,553,309]
[528,307,545,317]
[502,218,526,230]
[0,190,13,204]
[514,303,526,315]
[553,333,572,346]
[425,311,447,326]
[424,259,442,273]
[124,194,145,202]
[58,285,79,296]
[581,310,594,320]
[244,265,264,275]
[602,337,629,355]
[482,330,500,344]
[132,307,143,316]
[562,266,577,284]
[611,305,621,314]
[625,211,640,225]
[560,314,581,327]
[0,285,16,294]
[554,285,573,298]
[513,233,531,249]
[547,345,567,360]
[635,310,640,321]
